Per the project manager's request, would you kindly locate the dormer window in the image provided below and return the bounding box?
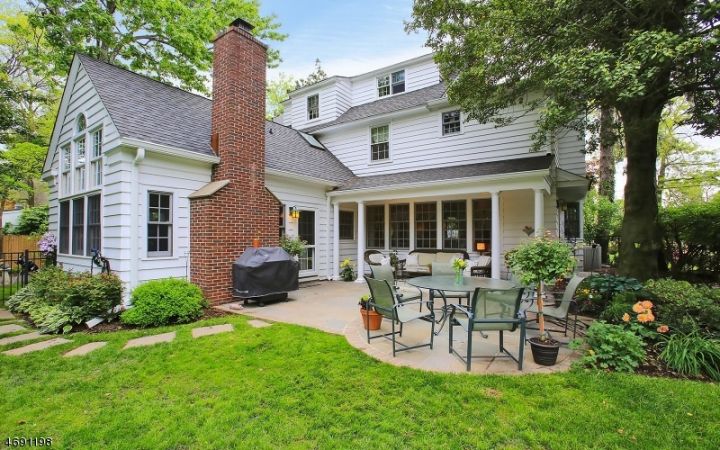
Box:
[76,113,86,133]
[377,70,405,97]
[307,94,319,120]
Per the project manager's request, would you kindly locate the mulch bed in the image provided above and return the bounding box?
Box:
[636,346,710,382]
[83,306,233,334]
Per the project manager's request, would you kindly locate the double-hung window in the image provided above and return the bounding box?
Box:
[389,204,410,249]
[370,125,390,161]
[307,94,319,120]
[74,137,86,192]
[377,70,405,97]
[58,193,101,256]
[415,202,437,249]
[365,205,385,249]
[61,144,71,195]
[472,199,491,251]
[442,200,467,249]
[339,210,354,240]
[564,202,581,239]
[148,192,173,257]
[71,197,85,255]
[91,128,103,186]
[442,110,461,135]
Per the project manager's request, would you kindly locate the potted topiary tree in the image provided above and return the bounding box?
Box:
[506,233,576,365]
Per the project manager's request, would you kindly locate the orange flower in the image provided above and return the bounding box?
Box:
[647,312,655,322]
[622,313,631,323]
[637,313,650,323]
[632,302,645,314]
[641,300,654,310]
[657,325,670,333]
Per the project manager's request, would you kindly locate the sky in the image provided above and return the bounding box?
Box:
[260,0,429,81]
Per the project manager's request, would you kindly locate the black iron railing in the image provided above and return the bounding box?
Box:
[0,250,56,304]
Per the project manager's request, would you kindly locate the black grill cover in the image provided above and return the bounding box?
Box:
[232,247,299,298]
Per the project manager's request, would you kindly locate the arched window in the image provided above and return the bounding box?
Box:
[76,114,87,132]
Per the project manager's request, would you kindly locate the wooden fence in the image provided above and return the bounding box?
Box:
[1,235,40,253]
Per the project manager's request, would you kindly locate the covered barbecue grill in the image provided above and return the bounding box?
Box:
[232,247,299,306]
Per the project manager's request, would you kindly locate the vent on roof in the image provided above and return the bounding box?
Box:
[299,132,325,150]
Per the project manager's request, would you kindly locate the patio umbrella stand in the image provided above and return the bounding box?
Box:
[232,247,299,306]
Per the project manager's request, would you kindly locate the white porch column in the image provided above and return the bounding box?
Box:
[534,189,544,237]
[466,197,473,254]
[384,202,390,251]
[409,201,415,250]
[436,201,443,249]
[355,201,365,282]
[578,200,585,241]
[491,191,501,279]
[332,201,340,280]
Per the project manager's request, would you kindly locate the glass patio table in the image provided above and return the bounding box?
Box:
[406,275,517,334]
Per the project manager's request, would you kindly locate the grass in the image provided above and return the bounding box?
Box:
[1,315,719,449]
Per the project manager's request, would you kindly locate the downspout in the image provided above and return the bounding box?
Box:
[129,147,145,302]
[325,194,331,280]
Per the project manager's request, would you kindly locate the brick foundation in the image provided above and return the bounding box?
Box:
[190,20,279,305]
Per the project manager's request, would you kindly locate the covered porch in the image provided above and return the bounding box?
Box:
[328,159,561,281]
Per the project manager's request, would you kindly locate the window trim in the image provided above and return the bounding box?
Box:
[369,124,391,163]
[377,69,406,98]
[441,109,463,136]
[147,191,174,258]
[306,94,319,121]
[90,127,103,187]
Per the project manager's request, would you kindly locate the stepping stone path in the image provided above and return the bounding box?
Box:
[64,342,107,357]
[0,324,25,335]
[247,319,272,328]
[123,331,176,349]
[192,324,233,338]
[3,338,72,356]
[0,309,14,320]
[0,331,42,346]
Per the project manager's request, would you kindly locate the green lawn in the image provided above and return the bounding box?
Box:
[1,315,718,449]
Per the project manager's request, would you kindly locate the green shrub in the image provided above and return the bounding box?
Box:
[121,278,207,327]
[6,267,123,334]
[646,279,720,338]
[576,274,644,315]
[599,292,637,323]
[659,331,720,381]
[571,321,646,373]
[5,205,49,235]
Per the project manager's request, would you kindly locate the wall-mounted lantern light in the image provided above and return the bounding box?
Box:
[289,206,300,219]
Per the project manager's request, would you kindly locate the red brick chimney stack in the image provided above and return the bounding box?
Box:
[189,19,280,305]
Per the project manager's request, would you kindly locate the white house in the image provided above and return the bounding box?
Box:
[42,19,588,304]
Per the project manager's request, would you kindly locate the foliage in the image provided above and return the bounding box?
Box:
[27,0,286,94]
[0,142,47,234]
[294,58,327,90]
[6,204,48,235]
[6,266,122,333]
[359,293,370,309]
[266,72,294,119]
[2,316,720,449]
[506,236,575,286]
[659,331,720,381]
[645,278,720,338]
[451,257,467,272]
[571,321,646,373]
[659,197,720,279]
[279,234,306,257]
[121,278,207,328]
[599,292,638,323]
[583,190,622,243]
[578,274,644,315]
[37,231,56,254]
[339,258,354,282]
[408,0,720,281]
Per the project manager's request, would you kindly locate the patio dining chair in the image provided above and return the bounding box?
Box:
[370,265,423,305]
[524,274,586,338]
[364,276,435,356]
[430,262,470,305]
[449,287,526,371]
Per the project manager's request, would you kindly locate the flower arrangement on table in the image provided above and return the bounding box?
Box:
[452,258,468,283]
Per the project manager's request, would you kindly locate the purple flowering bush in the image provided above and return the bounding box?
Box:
[38,232,57,255]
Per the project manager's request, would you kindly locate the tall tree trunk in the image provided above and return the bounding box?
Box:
[617,100,664,281]
[598,106,617,199]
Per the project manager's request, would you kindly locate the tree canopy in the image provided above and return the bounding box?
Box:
[409,0,720,280]
[27,0,286,94]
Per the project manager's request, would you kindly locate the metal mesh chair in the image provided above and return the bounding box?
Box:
[449,287,526,371]
[525,274,586,338]
[364,276,435,357]
[370,264,423,305]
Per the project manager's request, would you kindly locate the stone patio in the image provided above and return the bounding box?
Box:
[217,280,581,375]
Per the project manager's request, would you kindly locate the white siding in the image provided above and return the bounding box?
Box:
[351,57,440,107]
[266,175,332,279]
[318,106,551,177]
[555,128,586,176]
[288,79,352,130]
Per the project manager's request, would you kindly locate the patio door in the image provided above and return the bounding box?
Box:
[298,210,316,275]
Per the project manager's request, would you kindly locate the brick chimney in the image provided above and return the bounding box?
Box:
[189,18,280,305]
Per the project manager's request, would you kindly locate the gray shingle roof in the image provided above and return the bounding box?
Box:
[334,155,554,191]
[78,54,353,184]
[301,82,447,133]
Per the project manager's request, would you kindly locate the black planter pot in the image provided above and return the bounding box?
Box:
[529,337,560,366]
